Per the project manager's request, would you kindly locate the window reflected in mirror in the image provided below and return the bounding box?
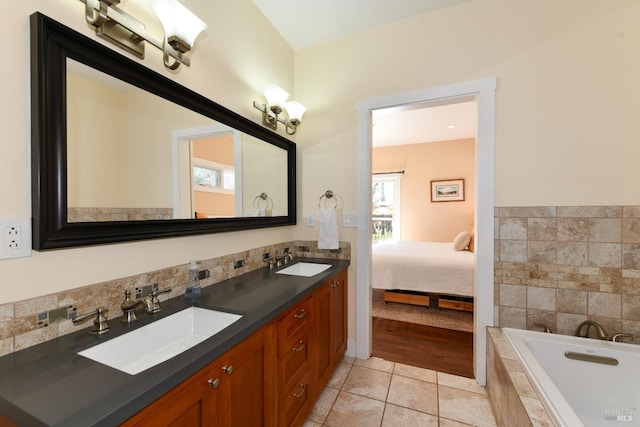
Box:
[66,59,288,222]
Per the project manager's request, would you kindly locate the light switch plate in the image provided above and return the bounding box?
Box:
[305,212,315,227]
[343,213,357,228]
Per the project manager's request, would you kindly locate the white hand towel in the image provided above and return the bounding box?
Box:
[318,208,339,250]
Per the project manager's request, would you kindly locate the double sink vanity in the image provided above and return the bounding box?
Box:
[0,259,349,426]
[19,12,349,427]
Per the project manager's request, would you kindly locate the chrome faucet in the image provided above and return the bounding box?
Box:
[274,250,286,268]
[73,307,110,334]
[575,320,609,340]
[284,249,293,264]
[273,249,293,267]
[264,254,276,270]
[144,287,172,313]
[575,320,634,342]
[120,288,172,323]
[120,290,144,323]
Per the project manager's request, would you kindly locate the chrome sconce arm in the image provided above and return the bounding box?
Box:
[253,85,306,135]
[253,101,301,135]
[81,0,205,70]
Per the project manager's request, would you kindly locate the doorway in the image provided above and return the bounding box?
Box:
[355,78,496,385]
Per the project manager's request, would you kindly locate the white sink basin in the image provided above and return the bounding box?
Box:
[276,262,331,277]
[77,307,242,375]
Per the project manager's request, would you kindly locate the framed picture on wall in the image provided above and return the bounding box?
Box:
[430,179,465,202]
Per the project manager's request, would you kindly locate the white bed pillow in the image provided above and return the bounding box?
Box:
[453,231,471,251]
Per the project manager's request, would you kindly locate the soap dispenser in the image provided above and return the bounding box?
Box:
[185,259,202,298]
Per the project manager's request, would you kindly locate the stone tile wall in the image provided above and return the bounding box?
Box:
[486,328,555,426]
[495,206,640,343]
[0,240,350,357]
[67,207,173,222]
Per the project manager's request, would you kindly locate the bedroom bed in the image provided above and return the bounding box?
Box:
[372,240,475,311]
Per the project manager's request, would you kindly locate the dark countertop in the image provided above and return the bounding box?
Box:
[0,258,349,427]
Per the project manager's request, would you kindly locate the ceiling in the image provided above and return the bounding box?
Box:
[372,100,477,147]
[252,0,477,147]
[251,0,471,50]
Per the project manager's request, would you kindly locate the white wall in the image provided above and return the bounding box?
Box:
[0,0,296,304]
[293,0,640,338]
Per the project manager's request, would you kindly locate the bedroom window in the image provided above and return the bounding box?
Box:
[372,173,401,242]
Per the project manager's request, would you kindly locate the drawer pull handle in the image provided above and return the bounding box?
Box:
[222,365,233,375]
[292,383,306,398]
[294,309,307,319]
[292,340,305,352]
[207,378,220,389]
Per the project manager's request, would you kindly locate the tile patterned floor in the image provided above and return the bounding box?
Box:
[304,356,497,427]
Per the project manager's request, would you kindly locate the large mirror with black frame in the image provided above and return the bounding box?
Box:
[31,13,296,250]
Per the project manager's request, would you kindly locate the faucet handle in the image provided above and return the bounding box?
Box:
[533,322,553,333]
[608,333,633,342]
[144,287,172,314]
[264,253,276,269]
[73,307,110,335]
[153,287,172,297]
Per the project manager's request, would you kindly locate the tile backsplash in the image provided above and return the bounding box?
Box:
[0,240,350,357]
[495,206,640,343]
[67,207,173,222]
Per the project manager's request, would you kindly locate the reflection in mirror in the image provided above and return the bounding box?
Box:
[31,13,295,250]
[66,60,288,222]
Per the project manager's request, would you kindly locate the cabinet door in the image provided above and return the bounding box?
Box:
[207,325,275,427]
[120,369,206,427]
[315,271,348,391]
[314,280,332,390]
[331,271,347,360]
[121,326,274,427]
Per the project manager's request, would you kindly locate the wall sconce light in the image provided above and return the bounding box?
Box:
[253,85,307,135]
[82,0,207,70]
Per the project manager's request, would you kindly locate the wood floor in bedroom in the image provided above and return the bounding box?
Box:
[371,317,474,378]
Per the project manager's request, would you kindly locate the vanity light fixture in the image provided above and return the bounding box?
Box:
[253,85,307,135]
[81,0,207,70]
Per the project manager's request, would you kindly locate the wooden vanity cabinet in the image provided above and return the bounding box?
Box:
[315,270,348,390]
[120,325,276,427]
[121,268,348,427]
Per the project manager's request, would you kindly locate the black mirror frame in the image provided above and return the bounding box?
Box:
[30,13,296,250]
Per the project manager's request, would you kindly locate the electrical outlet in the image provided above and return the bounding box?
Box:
[5,226,22,249]
[343,213,357,228]
[0,218,32,260]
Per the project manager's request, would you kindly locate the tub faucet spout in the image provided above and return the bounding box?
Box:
[575,320,609,340]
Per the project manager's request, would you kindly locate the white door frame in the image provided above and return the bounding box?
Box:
[171,124,243,218]
[355,77,496,385]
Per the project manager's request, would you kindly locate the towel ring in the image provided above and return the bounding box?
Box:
[318,190,342,209]
[253,192,273,211]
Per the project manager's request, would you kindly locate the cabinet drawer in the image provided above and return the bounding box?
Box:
[278,297,312,356]
[278,371,311,427]
[279,329,311,398]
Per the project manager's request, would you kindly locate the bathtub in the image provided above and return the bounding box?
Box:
[503,328,640,427]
